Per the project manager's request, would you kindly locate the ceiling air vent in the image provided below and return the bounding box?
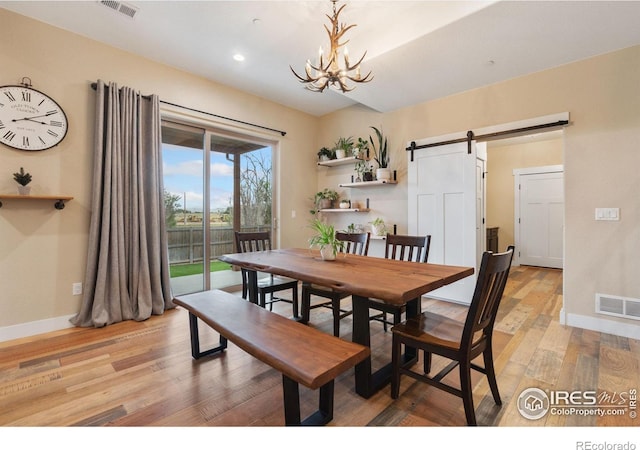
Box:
[98,0,139,19]
[596,293,640,321]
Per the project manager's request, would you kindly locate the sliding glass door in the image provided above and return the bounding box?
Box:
[162,121,275,296]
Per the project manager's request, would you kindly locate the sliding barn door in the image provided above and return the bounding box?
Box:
[408,141,485,304]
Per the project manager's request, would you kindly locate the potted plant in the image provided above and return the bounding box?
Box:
[317,146,335,161]
[334,136,353,159]
[13,167,32,195]
[355,159,374,182]
[369,126,391,181]
[344,223,363,234]
[370,217,387,237]
[310,188,339,214]
[309,218,343,261]
[352,137,369,160]
[339,199,351,209]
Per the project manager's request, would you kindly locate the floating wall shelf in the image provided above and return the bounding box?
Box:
[339,180,397,188]
[318,208,370,213]
[317,156,362,167]
[0,194,74,210]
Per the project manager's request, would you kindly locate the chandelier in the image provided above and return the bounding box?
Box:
[290,0,373,93]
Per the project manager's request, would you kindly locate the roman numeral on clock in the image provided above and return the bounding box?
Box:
[47,130,59,138]
[39,136,46,145]
[4,91,15,102]
[0,120,4,129]
[23,136,29,147]
[50,120,63,127]
[3,130,16,141]
[22,91,31,102]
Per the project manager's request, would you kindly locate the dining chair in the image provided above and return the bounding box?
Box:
[234,231,299,319]
[368,233,431,331]
[301,231,370,336]
[390,246,515,426]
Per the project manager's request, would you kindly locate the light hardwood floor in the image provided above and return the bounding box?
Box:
[1,265,638,427]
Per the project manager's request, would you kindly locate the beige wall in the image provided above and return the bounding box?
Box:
[486,137,564,249]
[0,9,318,330]
[3,7,640,339]
[323,45,640,336]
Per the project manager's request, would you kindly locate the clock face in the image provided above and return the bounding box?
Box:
[0,85,68,151]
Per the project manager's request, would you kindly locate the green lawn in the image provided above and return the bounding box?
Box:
[169,260,232,278]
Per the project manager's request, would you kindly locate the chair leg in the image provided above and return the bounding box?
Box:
[459,361,477,426]
[259,291,266,308]
[423,351,432,374]
[483,345,501,405]
[390,335,400,399]
[382,312,388,332]
[300,284,311,324]
[393,309,401,326]
[241,270,248,299]
[331,296,341,337]
[291,285,299,319]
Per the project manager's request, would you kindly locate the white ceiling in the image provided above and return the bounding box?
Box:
[3,0,640,117]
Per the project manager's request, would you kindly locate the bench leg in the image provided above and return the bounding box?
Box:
[282,375,334,426]
[188,312,227,359]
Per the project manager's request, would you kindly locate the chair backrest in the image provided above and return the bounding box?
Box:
[462,245,515,349]
[384,234,431,263]
[335,231,370,256]
[235,231,273,253]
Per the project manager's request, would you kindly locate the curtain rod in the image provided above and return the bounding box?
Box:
[406,120,569,160]
[90,82,287,136]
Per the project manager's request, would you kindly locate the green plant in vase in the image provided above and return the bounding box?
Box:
[308,218,343,261]
[370,217,387,237]
[13,167,32,195]
[317,146,335,161]
[334,136,353,159]
[310,188,339,214]
[370,126,391,181]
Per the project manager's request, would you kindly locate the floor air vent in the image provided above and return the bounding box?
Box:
[98,0,139,19]
[596,293,640,321]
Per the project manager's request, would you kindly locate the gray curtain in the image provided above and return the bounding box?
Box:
[71,80,174,328]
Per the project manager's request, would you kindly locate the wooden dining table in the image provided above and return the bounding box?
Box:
[219,247,474,399]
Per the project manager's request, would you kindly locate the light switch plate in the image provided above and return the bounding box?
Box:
[595,207,620,221]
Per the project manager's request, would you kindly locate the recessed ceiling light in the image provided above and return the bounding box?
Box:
[233,54,245,62]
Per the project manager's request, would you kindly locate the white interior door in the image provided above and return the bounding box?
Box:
[408,141,484,305]
[515,166,564,268]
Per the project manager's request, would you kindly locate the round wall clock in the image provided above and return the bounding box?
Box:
[0,82,68,151]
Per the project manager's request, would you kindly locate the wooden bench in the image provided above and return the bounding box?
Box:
[173,289,370,426]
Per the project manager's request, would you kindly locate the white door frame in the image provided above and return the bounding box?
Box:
[513,164,564,267]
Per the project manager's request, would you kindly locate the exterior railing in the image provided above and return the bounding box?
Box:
[167,225,270,264]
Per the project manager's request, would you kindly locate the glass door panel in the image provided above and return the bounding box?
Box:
[208,135,273,290]
[162,123,206,296]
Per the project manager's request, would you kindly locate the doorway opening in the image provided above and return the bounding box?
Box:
[161,120,278,296]
[485,130,564,268]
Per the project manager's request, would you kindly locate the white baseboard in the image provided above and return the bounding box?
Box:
[0,315,75,343]
[560,309,640,340]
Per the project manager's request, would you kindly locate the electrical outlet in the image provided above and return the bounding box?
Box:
[72,282,83,296]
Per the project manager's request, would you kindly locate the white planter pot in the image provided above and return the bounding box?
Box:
[335,149,346,159]
[339,201,350,209]
[371,224,386,237]
[17,185,31,195]
[320,246,336,261]
[376,168,391,181]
